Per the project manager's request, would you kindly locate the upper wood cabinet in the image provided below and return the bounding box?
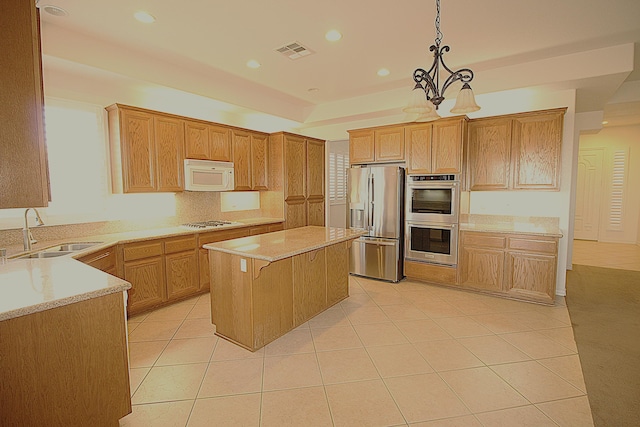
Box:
[0,1,50,208]
[107,104,184,193]
[405,117,466,175]
[269,132,325,229]
[185,120,232,162]
[467,109,565,191]
[232,130,269,191]
[348,126,405,164]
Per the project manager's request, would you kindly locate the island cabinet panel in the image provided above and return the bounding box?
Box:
[293,249,327,325]
[198,228,250,291]
[252,258,294,349]
[0,0,50,208]
[0,292,131,426]
[326,241,350,305]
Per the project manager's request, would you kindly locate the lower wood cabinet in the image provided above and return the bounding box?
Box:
[122,241,166,314]
[76,245,117,276]
[458,231,558,304]
[165,235,199,300]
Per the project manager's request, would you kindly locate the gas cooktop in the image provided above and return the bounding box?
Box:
[181,220,241,230]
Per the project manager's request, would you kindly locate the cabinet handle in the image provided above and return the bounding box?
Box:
[86,251,112,264]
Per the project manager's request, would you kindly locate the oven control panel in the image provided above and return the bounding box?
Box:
[409,174,457,181]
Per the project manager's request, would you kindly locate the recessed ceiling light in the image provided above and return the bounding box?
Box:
[246,60,261,69]
[325,30,342,42]
[40,5,68,17]
[377,68,390,77]
[602,120,609,125]
[134,11,156,24]
[308,88,320,93]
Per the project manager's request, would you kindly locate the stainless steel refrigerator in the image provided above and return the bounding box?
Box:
[347,166,404,282]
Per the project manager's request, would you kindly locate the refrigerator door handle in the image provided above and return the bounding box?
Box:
[369,175,374,232]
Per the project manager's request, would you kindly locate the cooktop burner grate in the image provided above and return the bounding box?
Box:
[181,220,235,229]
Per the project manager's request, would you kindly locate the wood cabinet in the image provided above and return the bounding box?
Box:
[76,246,118,276]
[198,227,251,292]
[269,132,325,229]
[458,230,558,304]
[406,117,466,175]
[232,130,269,191]
[467,109,565,191]
[0,1,50,208]
[164,235,199,300]
[293,249,327,325]
[184,121,232,162]
[122,240,166,314]
[348,126,405,164]
[107,104,184,193]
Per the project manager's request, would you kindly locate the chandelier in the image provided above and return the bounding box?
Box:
[403,0,480,121]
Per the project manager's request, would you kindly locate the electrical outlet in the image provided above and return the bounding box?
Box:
[240,258,247,272]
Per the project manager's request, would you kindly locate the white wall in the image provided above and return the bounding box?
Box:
[578,124,640,244]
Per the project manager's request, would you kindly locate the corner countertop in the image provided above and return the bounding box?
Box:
[204,226,366,262]
[459,214,563,237]
[0,258,131,322]
[0,217,284,322]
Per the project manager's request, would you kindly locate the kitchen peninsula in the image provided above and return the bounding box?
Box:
[205,226,364,351]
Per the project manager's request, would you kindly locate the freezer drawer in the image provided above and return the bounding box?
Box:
[350,237,402,282]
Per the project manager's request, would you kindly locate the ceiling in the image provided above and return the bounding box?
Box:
[37,0,640,134]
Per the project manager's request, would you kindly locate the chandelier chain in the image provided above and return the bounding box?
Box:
[435,0,442,47]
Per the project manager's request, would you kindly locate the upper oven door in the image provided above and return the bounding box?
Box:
[405,181,459,224]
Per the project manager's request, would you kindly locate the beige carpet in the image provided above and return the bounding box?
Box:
[566,265,640,427]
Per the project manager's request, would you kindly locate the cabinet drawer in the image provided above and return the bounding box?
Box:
[507,237,557,254]
[249,225,269,235]
[165,235,197,254]
[123,241,163,261]
[198,228,249,246]
[77,246,116,272]
[462,232,506,249]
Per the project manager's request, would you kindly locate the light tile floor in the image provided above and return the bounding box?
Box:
[121,276,594,426]
[572,239,640,271]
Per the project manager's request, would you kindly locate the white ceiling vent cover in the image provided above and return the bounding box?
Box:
[275,41,314,60]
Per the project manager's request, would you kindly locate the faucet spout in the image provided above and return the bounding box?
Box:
[23,208,45,252]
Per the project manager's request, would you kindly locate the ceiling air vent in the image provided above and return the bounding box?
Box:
[275,41,313,60]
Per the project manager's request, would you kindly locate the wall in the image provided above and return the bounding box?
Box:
[578,124,640,244]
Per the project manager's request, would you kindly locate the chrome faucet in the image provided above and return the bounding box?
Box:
[23,208,45,252]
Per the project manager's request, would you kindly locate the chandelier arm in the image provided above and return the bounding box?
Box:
[412,68,440,100]
[440,67,475,98]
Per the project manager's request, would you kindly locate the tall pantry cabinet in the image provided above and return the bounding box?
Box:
[269,132,325,229]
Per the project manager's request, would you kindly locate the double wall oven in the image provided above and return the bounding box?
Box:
[405,174,460,266]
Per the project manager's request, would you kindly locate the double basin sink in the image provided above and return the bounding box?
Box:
[15,242,102,259]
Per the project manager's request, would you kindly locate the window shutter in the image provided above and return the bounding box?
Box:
[608,149,626,230]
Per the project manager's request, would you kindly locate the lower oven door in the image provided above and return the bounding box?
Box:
[405,221,458,266]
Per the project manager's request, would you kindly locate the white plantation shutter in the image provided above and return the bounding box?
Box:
[608,149,626,230]
[329,152,348,204]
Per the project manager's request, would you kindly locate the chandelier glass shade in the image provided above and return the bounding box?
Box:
[403,0,480,117]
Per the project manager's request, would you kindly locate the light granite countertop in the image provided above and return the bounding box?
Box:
[459,214,563,237]
[0,217,283,321]
[204,226,366,262]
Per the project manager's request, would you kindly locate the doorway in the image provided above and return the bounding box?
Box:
[574,148,604,240]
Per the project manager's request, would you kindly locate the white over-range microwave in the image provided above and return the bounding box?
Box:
[184,159,235,191]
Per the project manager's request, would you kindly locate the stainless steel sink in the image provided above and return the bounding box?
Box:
[14,242,102,259]
[22,251,74,259]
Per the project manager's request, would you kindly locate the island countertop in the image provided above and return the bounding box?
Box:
[203,226,365,262]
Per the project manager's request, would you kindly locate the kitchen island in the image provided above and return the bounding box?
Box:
[204,226,364,351]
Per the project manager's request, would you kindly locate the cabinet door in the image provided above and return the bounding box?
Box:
[198,228,250,291]
[459,232,506,292]
[326,242,349,306]
[284,135,306,200]
[306,138,325,226]
[505,252,556,304]
[374,126,405,162]
[0,1,49,208]
[251,133,269,190]
[232,130,252,191]
[77,246,117,274]
[511,112,563,190]
[165,250,199,300]
[121,109,156,192]
[184,120,210,160]
[154,116,184,192]
[405,124,433,174]
[306,198,325,226]
[349,130,375,164]
[209,125,232,162]
[432,119,463,174]
[468,118,512,190]
[124,256,166,314]
[284,199,306,229]
[293,249,327,325]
